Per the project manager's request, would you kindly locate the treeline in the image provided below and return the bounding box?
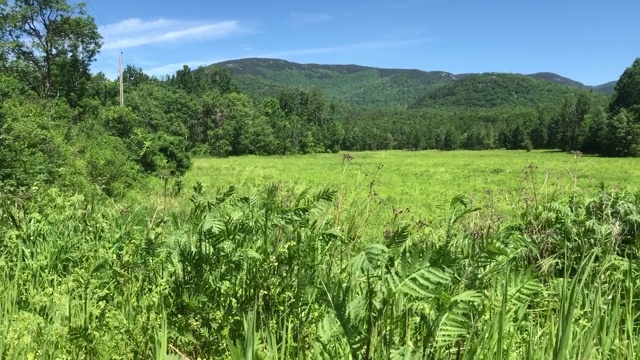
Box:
[119,61,640,157]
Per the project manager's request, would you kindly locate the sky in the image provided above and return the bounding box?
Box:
[86,0,640,86]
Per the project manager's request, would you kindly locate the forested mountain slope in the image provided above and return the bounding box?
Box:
[211,58,615,107]
[411,73,609,109]
[211,58,455,107]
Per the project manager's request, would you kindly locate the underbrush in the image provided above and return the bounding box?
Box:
[0,163,639,359]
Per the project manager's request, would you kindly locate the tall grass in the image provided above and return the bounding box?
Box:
[0,161,639,359]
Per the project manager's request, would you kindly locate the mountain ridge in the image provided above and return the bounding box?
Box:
[206,58,615,107]
[212,57,615,90]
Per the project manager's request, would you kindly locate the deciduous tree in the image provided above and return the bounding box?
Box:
[1,0,102,103]
[610,58,640,114]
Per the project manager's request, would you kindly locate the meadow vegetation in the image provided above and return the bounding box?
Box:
[2,0,640,358]
[183,150,640,219]
[2,150,640,359]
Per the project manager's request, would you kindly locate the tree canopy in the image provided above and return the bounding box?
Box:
[610,58,640,113]
[0,0,101,103]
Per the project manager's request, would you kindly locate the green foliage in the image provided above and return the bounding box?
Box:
[599,109,640,157]
[0,99,70,189]
[0,0,102,102]
[0,188,174,358]
[123,84,193,176]
[168,65,238,95]
[211,58,454,107]
[80,133,140,197]
[597,58,640,157]
[122,65,151,86]
[0,73,33,101]
[610,58,640,113]
[412,73,608,109]
[2,159,640,359]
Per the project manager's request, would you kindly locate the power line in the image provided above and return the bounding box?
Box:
[97,50,119,68]
[86,0,123,53]
[86,0,123,79]
[96,50,120,75]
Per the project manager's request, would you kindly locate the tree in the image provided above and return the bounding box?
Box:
[610,58,640,113]
[1,0,102,102]
[239,116,278,155]
[507,124,532,150]
[529,120,548,149]
[172,65,196,92]
[168,65,238,95]
[0,0,9,69]
[440,127,460,151]
[581,107,607,154]
[123,65,151,86]
[601,109,640,157]
[572,93,592,150]
[0,98,68,187]
[201,66,237,94]
[202,92,254,156]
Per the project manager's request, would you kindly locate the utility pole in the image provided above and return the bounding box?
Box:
[119,51,124,106]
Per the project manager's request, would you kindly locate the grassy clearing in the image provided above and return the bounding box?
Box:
[182,150,640,220]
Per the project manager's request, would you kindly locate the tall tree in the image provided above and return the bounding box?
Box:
[601,109,640,157]
[581,107,607,154]
[122,64,151,86]
[201,66,237,94]
[1,0,102,102]
[172,65,196,92]
[0,0,8,69]
[610,58,640,114]
[529,120,548,149]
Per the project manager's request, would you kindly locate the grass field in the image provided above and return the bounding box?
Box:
[183,150,640,222]
[4,150,640,359]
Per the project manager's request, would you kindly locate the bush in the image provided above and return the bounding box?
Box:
[82,134,141,197]
[0,99,69,190]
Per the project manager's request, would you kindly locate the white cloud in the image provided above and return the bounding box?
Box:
[100,18,248,50]
[100,18,177,36]
[290,12,334,26]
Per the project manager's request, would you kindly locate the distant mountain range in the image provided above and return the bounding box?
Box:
[209,58,616,108]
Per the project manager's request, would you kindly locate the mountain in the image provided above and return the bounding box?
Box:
[211,58,456,107]
[524,73,617,94]
[460,71,615,93]
[411,73,610,109]
[525,72,587,88]
[209,58,614,107]
[591,81,617,94]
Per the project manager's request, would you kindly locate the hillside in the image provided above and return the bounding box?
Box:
[211,58,456,107]
[460,71,615,93]
[526,72,587,88]
[411,73,610,109]
[210,58,614,108]
[592,81,617,94]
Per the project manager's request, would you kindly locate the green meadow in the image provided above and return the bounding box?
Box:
[183,150,640,220]
[4,148,640,359]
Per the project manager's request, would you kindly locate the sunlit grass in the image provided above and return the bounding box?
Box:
[181,150,640,220]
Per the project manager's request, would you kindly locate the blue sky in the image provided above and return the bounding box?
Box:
[87,0,640,86]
